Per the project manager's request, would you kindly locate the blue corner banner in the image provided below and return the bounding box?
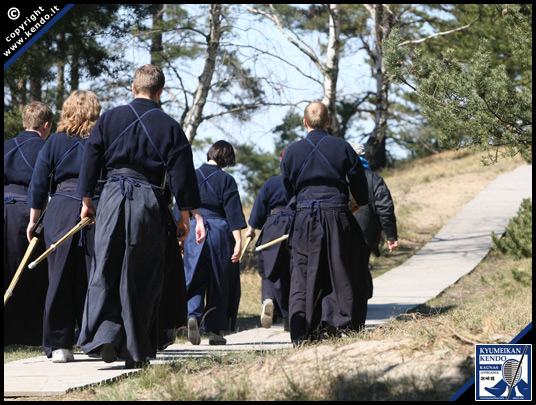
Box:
[450,322,533,401]
[4,4,74,71]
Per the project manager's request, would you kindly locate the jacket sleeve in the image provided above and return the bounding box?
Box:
[77,119,105,198]
[373,176,397,241]
[222,174,247,231]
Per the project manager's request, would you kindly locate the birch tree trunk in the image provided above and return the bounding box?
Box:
[241,4,343,138]
[322,4,341,138]
[366,3,390,170]
[184,4,222,143]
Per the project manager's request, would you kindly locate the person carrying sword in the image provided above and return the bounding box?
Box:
[245,149,293,331]
[4,101,52,347]
[76,65,205,369]
[26,90,102,363]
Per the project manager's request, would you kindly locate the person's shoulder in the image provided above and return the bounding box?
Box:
[285,139,304,153]
[266,175,282,185]
[221,169,238,184]
[151,109,184,133]
[368,168,384,181]
[329,136,352,148]
[99,104,127,119]
[17,131,46,144]
[47,131,68,141]
[4,134,18,146]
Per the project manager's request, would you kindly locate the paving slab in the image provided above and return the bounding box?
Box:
[4,354,140,397]
[4,164,532,398]
[153,324,292,363]
[4,325,292,398]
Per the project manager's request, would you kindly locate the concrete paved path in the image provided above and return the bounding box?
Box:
[4,165,532,398]
[366,164,532,325]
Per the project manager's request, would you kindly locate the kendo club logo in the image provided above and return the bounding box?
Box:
[476,344,532,401]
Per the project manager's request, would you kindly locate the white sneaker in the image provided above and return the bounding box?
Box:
[51,349,74,363]
[261,299,274,329]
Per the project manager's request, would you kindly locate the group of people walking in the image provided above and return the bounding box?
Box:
[4,64,398,368]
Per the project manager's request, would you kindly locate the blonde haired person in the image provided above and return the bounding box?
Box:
[4,101,53,347]
[27,90,102,363]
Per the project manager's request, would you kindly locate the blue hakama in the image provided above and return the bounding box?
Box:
[181,163,246,333]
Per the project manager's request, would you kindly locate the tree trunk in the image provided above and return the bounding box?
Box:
[29,78,42,102]
[56,33,66,111]
[366,4,390,170]
[70,41,80,91]
[16,79,27,111]
[322,4,341,138]
[56,61,65,112]
[184,4,222,143]
[150,5,164,66]
[150,5,164,108]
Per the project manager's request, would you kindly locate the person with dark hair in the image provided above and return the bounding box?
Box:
[26,90,102,363]
[76,64,205,368]
[4,101,53,347]
[280,101,369,346]
[351,143,398,299]
[245,149,292,330]
[180,140,247,346]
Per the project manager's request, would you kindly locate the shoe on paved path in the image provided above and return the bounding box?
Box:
[261,298,274,329]
[188,317,201,345]
[100,343,118,363]
[124,359,150,369]
[51,349,74,363]
[209,332,227,345]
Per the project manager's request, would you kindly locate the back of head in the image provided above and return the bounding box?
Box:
[57,90,101,139]
[22,101,53,131]
[304,101,329,130]
[351,142,366,157]
[133,64,165,98]
[207,140,236,168]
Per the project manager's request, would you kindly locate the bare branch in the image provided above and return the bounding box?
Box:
[221,42,322,85]
[398,17,479,46]
[240,4,326,75]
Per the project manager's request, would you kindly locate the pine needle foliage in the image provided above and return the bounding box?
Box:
[492,198,532,259]
[384,4,532,164]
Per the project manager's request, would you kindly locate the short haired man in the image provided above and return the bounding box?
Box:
[4,101,53,346]
[77,64,205,368]
[280,101,369,345]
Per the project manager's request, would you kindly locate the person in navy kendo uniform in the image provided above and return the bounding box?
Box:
[26,91,101,363]
[180,140,247,346]
[76,64,205,368]
[280,101,369,346]
[245,149,293,331]
[4,101,53,347]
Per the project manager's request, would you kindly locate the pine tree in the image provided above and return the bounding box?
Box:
[384,4,532,163]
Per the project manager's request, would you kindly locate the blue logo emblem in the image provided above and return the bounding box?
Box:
[476,344,531,400]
